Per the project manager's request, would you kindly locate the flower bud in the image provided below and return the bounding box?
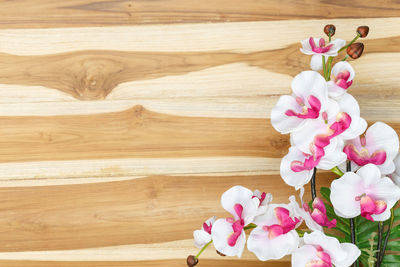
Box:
[216,250,226,256]
[186,255,198,267]
[357,26,369,38]
[324,24,336,37]
[347,42,364,59]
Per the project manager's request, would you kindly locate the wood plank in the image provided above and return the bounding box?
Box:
[0,259,290,267]
[0,19,399,56]
[0,0,398,28]
[0,173,334,252]
[0,106,285,163]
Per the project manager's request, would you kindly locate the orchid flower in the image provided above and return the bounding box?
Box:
[271,71,328,134]
[331,164,400,221]
[247,203,300,261]
[281,141,346,190]
[194,216,216,248]
[289,196,323,232]
[253,189,272,216]
[292,93,367,156]
[300,37,346,71]
[211,186,259,257]
[343,122,399,175]
[292,231,360,267]
[327,61,355,98]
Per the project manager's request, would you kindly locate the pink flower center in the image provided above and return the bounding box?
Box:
[202,221,213,235]
[306,245,332,267]
[252,192,266,207]
[303,197,336,228]
[291,112,352,173]
[262,207,300,239]
[226,204,245,246]
[309,37,333,54]
[343,136,387,166]
[333,70,353,89]
[355,194,387,221]
[285,95,321,119]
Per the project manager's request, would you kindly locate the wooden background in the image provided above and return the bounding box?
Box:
[0,1,399,266]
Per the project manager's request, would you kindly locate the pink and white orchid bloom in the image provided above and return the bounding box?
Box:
[253,189,272,216]
[327,61,355,98]
[292,231,360,267]
[292,93,367,156]
[211,186,259,257]
[289,196,323,232]
[281,141,346,190]
[193,216,216,248]
[300,37,346,71]
[271,71,328,134]
[343,122,399,175]
[247,203,300,261]
[331,164,400,221]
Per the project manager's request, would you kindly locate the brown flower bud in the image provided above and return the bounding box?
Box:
[216,250,226,256]
[324,24,336,37]
[357,26,369,38]
[186,255,198,267]
[346,42,364,59]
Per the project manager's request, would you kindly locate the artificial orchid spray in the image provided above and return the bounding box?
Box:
[187,25,400,267]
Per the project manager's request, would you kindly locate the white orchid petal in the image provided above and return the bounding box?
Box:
[291,71,328,112]
[366,122,399,164]
[270,95,306,134]
[220,186,253,218]
[303,231,346,264]
[328,81,347,99]
[335,243,361,267]
[211,219,246,257]
[291,245,320,267]
[330,172,363,218]
[310,54,323,71]
[247,227,299,261]
[280,147,313,189]
[194,230,212,248]
[356,164,382,187]
[289,196,322,232]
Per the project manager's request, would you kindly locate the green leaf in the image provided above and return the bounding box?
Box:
[381,254,400,263]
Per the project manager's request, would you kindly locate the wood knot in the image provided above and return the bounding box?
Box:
[72,57,123,100]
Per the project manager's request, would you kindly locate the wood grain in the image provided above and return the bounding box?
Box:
[0,1,398,266]
[0,173,333,253]
[0,0,398,28]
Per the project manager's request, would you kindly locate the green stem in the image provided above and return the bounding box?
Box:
[331,166,344,176]
[195,240,212,259]
[375,222,384,267]
[322,55,327,79]
[244,223,257,231]
[378,207,395,265]
[338,33,360,53]
[326,56,334,81]
[342,55,349,61]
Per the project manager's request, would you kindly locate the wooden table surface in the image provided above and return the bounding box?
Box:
[0,1,399,266]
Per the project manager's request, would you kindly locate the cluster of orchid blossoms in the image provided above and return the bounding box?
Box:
[187,25,400,267]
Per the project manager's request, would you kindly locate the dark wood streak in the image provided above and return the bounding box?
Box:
[0,0,398,28]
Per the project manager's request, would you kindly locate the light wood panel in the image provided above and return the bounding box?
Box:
[0,1,398,266]
[0,0,398,28]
